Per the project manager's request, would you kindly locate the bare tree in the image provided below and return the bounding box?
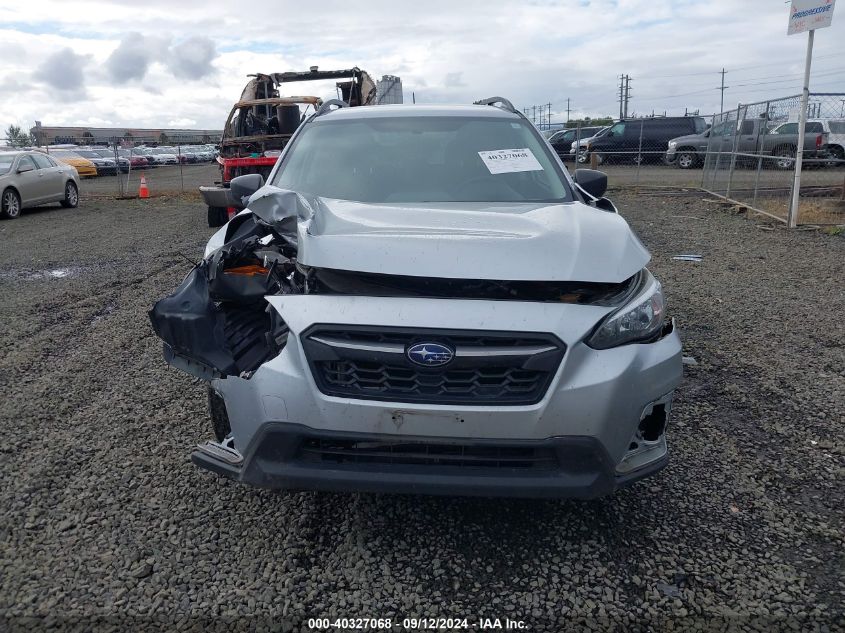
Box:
[4,124,36,148]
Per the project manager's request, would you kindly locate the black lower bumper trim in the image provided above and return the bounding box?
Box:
[191,423,667,499]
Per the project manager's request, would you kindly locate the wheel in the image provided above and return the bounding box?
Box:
[676,151,697,169]
[60,181,79,208]
[773,146,796,170]
[827,145,844,166]
[208,388,231,442]
[1,188,21,219]
[576,152,589,164]
[207,206,229,228]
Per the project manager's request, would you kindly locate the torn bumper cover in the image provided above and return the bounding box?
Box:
[192,423,668,499]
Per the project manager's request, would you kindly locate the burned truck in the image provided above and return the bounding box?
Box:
[200,67,376,227]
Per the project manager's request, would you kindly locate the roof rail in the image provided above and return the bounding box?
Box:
[473,96,516,114]
[315,99,349,117]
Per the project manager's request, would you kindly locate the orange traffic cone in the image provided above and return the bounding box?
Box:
[139,174,150,199]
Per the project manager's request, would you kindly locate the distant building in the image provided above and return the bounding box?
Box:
[29,122,223,146]
[376,75,403,105]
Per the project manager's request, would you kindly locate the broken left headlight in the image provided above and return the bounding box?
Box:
[587,270,665,349]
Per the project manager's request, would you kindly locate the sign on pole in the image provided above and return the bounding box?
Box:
[787,0,836,35]
[785,0,835,227]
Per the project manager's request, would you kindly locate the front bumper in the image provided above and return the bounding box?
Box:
[199,295,682,497]
[192,423,669,498]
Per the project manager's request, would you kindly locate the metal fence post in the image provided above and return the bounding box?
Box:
[636,119,644,187]
[113,142,121,196]
[702,113,716,191]
[178,143,184,191]
[726,105,742,199]
[575,124,581,169]
[752,102,769,209]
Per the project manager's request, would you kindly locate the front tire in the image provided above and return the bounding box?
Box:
[1,188,21,219]
[61,181,79,208]
[676,151,697,169]
[773,145,796,170]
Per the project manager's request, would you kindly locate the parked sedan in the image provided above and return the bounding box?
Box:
[47,149,98,177]
[120,150,148,169]
[0,151,80,219]
[92,148,131,173]
[150,148,179,165]
[75,149,118,176]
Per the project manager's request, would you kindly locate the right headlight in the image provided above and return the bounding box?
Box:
[587,270,666,349]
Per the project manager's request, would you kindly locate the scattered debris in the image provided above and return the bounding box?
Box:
[682,355,698,366]
[656,582,682,598]
[672,254,703,262]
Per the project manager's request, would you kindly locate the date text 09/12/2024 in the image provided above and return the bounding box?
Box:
[307,617,528,630]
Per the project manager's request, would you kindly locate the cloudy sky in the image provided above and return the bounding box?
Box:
[1,0,843,133]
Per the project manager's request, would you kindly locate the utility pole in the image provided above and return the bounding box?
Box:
[719,68,728,113]
[566,98,571,122]
[625,75,631,119]
[618,75,625,120]
[547,102,552,128]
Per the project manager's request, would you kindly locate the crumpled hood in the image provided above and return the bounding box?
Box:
[245,186,650,283]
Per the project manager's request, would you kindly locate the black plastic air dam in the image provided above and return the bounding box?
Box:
[148,265,278,379]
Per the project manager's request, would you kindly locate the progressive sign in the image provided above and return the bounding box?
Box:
[788,0,836,35]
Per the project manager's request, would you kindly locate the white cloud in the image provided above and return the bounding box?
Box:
[0,0,843,132]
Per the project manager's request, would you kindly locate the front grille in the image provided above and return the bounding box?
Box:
[301,326,565,405]
[298,438,559,470]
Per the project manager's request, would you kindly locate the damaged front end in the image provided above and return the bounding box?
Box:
[152,185,647,382]
[150,200,300,380]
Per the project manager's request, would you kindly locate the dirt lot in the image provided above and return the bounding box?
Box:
[0,193,843,632]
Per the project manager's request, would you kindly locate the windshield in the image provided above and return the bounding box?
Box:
[76,150,102,159]
[0,155,15,175]
[272,116,570,203]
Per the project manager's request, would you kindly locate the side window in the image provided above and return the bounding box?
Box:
[31,154,53,169]
[806,122,824,133]
[739,121,755,135]
[608,122,625,137]
[17,155,37,171]
[776,123,798,134]
[694,118,707,134]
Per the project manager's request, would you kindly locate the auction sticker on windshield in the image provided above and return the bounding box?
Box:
[478,148,543,174]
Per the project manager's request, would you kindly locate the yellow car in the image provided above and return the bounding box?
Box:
[46,149,98,177]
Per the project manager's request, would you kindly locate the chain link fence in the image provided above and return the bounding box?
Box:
[548,117,714,188]
[0,134,221,198]
[701,93,845,225]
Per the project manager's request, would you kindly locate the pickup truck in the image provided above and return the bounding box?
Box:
[666,117,829,169]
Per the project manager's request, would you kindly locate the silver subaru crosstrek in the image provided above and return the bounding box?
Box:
[0,151,80,219]
[150,98,682,498]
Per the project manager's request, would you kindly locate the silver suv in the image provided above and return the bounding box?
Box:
[150,99,682,498]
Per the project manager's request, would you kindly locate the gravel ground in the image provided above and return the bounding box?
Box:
[0,194,843,633]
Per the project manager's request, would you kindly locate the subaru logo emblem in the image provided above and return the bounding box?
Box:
[406,342,455,367]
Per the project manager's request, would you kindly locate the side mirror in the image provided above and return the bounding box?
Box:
[573,168,608,199]
[17,163,34,173]
[229,173,264,204]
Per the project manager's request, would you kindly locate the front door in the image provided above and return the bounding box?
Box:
[14,155,44,205]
